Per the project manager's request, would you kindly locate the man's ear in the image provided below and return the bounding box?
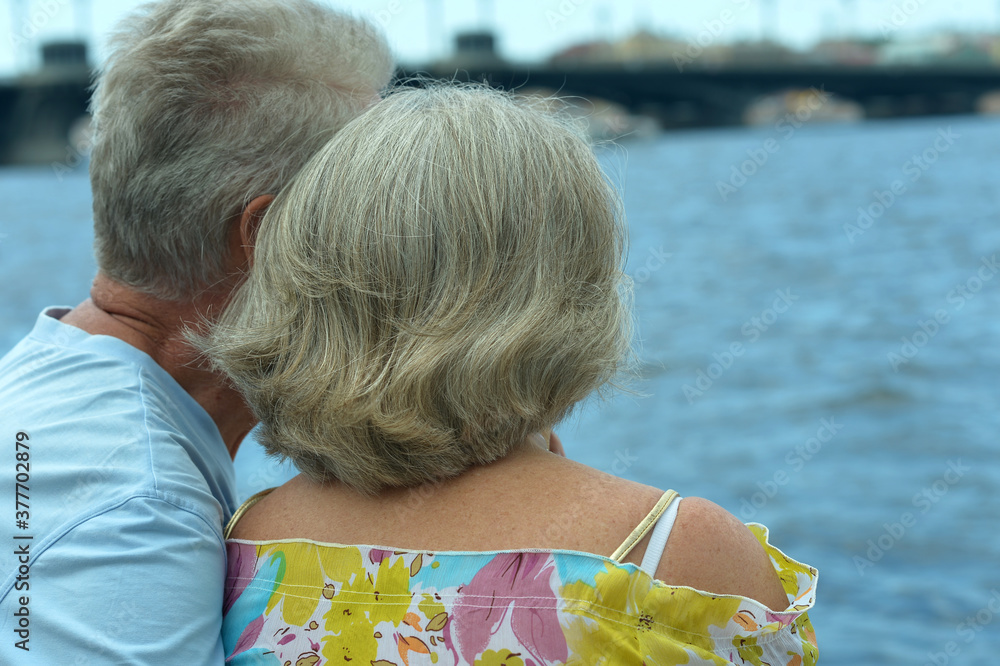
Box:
[238,194,275,269]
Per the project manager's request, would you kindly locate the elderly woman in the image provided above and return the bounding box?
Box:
[204,85,818,665]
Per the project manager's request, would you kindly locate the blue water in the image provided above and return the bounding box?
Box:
[2,114,998,664]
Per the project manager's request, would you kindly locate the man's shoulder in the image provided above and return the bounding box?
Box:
[0,407,232,577]
[0,334,222,481]
[0,313,235,510]
[0,315,237,596]
[0,309,151,403]
[0,493,227,662]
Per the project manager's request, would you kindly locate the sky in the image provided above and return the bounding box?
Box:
[3,0,1000,74]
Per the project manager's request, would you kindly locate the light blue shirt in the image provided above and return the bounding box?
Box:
[0,308,237,664]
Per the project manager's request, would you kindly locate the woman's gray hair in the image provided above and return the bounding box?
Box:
[201,84,633,494]
[89,0,394,300]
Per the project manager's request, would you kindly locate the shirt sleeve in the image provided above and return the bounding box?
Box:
[0,495,226,665]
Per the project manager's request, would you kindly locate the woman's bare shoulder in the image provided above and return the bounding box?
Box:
[227,455,790,613]
[228,476,323,541]
[655,496,789,610]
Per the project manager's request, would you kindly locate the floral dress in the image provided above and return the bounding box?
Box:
[222,522,818,665]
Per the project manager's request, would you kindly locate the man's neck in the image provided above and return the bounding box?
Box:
[60,275,255,458]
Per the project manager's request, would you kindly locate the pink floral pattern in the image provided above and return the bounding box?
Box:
[445,553,568,664]
[222,524,818,665]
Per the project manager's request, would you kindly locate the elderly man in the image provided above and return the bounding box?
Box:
[0,0,392,661]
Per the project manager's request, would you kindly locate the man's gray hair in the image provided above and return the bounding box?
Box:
[201,85,633,494]
[89,0,394,300]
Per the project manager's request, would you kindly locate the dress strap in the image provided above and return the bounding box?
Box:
[638,495,682,576]
[609,489,680,563]
[224,488,276,540]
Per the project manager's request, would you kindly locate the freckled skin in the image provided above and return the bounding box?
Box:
[233,436,788,611]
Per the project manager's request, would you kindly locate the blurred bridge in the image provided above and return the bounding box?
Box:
[4,49,1000,165]
[404,61,1000,127]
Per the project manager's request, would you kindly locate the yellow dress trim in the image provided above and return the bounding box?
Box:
[224,487,276,540]
[609,489,679,562]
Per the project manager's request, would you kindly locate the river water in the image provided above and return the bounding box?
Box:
[1,114,998,664]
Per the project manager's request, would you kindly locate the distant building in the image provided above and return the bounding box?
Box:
[548,40,615,64]
[549,31,798,67]
[806,39,880,66]
[436,30,505,68]
[877,33,991,65]
[549,30,697,64]
[549,28,1000,69]
[987,36,1000,64]
[723,40,797,66]
[614,30,691,62]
